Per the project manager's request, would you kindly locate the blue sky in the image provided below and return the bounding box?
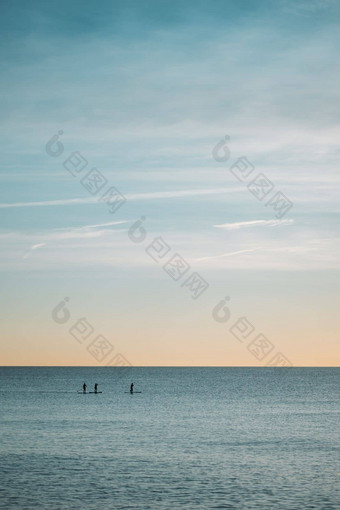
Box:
[0,0,339,365]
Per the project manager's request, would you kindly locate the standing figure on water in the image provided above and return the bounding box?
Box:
[83,382,87,393]
[94,383,98,394]
[130,382,134,394]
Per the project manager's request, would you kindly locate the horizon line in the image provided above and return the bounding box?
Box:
[0,365,338,368]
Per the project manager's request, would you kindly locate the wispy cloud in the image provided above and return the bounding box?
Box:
[0,198,91,209]
[10,221,131,261]
[31,243,46,250]
[47,221,130,240]
[0,188,237,209]
[54,220,130,231]
[195,247,262,262]
[214,219,294,230]
[22,242,46,260]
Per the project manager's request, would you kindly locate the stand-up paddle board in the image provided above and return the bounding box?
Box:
[77,391,103,394]
[124,391,142,393]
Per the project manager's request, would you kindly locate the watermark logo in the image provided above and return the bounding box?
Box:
[46,131,127,216]
[128,217,210,302]
[211,300,292,366]
[45,130,64,157]
[51,297,70,324]
[212,136,294,218]
[51,298,132,376]
[212,135,231,163]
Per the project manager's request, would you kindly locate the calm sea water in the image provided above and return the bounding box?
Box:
[0,367,339,509]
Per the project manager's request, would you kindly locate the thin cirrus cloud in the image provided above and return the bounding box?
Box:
[31,220,129,242]
[214,219,295,230]
[192,237,340,269]
[53,220,130,231]
[194,247,262,262]
[22,243,47,260]
[10,221,130,260]
[0,188,237,209]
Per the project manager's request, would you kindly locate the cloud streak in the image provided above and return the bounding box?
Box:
[195,247,262,262]
[214,219,294,230]
[0,188,237,209]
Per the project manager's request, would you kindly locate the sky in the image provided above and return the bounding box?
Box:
[0,0,339,366]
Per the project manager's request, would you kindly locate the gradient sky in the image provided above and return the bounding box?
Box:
[0,0,339,366]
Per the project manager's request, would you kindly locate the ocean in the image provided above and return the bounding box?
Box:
[0,367,339,509]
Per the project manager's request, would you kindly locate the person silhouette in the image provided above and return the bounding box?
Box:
[130,382,134,394]
[94,383,98,394]
[83,382,87,393]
